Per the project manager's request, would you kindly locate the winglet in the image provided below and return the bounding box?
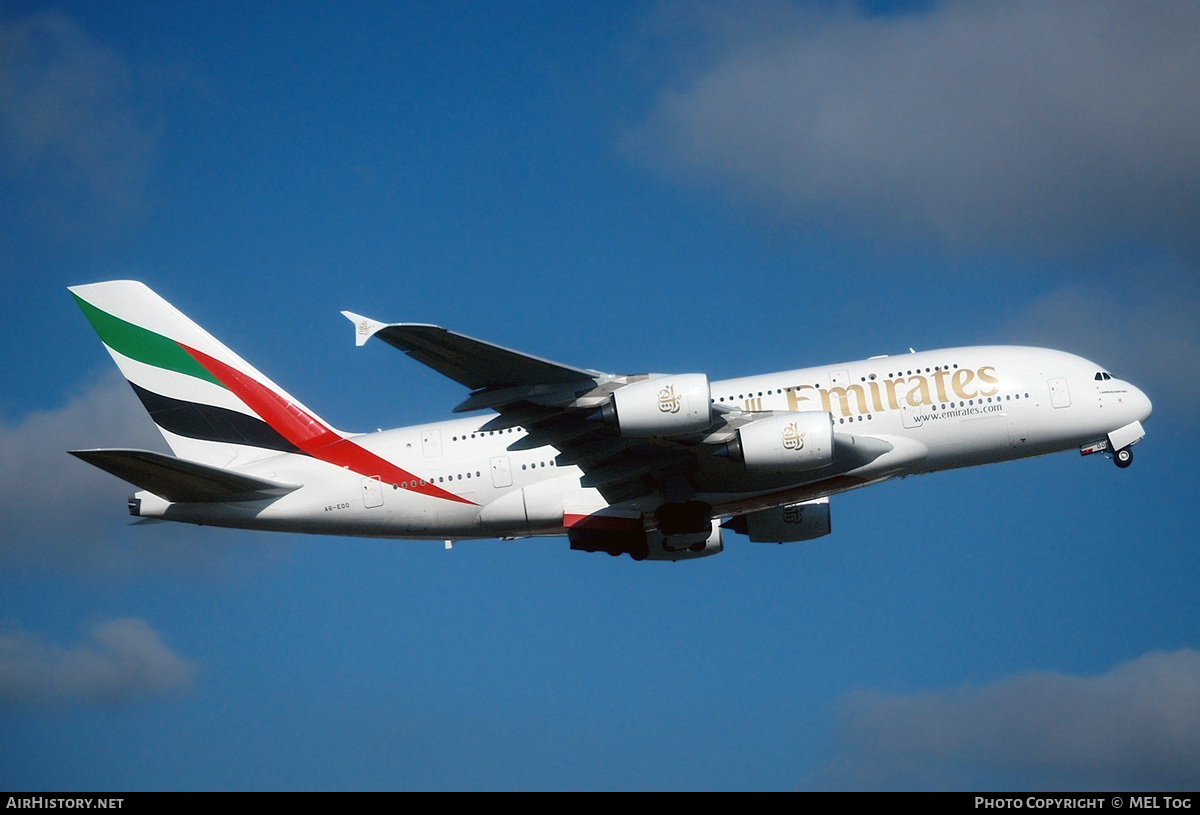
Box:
[341,311,388,347]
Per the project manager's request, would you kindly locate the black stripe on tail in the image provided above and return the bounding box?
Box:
[128,382,303,455]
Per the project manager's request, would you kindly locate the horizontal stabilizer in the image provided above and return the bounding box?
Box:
[69,449,300,503]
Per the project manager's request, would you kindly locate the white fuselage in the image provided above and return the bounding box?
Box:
[133,346,1152,539]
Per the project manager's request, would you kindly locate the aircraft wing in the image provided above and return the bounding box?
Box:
[345,315,717,503]
[342,314,604,391]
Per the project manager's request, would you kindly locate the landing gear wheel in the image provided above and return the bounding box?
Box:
[1114,447,1133,468]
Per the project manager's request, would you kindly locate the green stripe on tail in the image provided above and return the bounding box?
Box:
[71,293,225,388]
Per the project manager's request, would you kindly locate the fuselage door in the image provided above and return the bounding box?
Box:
[491,456,513,488]
[361,476,384,509]
[1048,378,1071,409]
[422,429,443,457]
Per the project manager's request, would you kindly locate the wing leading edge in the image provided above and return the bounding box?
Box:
[342,313,604,391]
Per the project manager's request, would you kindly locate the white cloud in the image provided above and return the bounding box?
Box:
[0,11,159,242]
[1001,271,1200,418]
[0,373,162,563]
[812,649,1200,790]
[0,618,193,705]
[629,0,1200,253]
[0,373,265,574]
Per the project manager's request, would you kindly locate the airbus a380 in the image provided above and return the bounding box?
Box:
[69,281,1152,561]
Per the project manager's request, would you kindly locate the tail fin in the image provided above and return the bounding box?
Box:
[70,281,339,467]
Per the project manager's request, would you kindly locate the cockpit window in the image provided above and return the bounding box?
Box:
[1095,372,1113,381]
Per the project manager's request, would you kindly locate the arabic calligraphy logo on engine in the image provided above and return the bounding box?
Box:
[658,384,683,414]
[781,422,805,451]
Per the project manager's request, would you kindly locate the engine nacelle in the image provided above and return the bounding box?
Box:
[725,411,833,472]
[724,498,832,543]
[603,374,713,437]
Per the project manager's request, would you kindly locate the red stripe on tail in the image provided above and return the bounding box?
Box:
[181,344,476,505]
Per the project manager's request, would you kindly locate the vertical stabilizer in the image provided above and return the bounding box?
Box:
[69,281,338,467]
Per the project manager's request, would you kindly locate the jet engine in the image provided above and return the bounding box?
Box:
[723,411,833,472]
[602,374,713,437]
[723,498,832,543]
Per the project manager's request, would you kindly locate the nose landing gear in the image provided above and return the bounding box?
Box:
[1079,439,1135,468]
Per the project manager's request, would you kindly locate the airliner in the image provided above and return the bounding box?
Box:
[68,281,1151,561]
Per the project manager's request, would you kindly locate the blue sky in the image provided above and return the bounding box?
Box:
[2,0,1198,791]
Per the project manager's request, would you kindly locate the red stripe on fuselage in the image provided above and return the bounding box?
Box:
[563,513,643,531]
[181,344,476,505]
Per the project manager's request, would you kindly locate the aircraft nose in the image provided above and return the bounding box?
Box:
[1133,385,1153,423]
